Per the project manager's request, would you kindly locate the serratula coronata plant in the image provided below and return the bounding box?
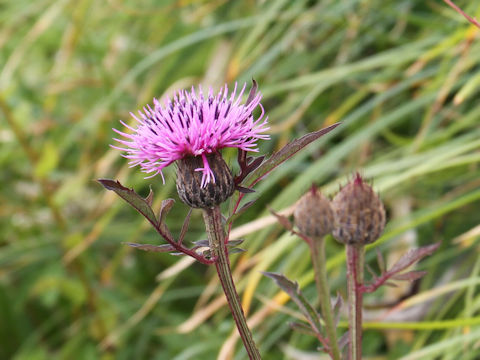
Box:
[99,80,340,359]
[266,174,439,360]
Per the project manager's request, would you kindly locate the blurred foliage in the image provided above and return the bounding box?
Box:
[1,0,480,359]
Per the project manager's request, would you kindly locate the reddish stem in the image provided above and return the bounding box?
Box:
[346,245,364,360]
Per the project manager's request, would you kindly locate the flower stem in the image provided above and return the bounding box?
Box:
[203,206,261,360]
[310,237,341,360]
[346,245,365,360]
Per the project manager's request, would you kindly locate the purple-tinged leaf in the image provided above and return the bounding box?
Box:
[269,207,293,231]
[227,239,245,247]
[145,186,154,207]
[158,198,175,225]
[170,252,187,256]
[289,322,317,337]
[245,79,258,106]
[229,247,246,254]
[384,282,398,288]
[333,292,343,327]
[392,270,427,282]
[262,272,323,335]
[124,242,175,253]
[238,200,257,214]
[245,123,341,186]
[178,208,192,245]
[376,248,386,273]
[192,239,210,247]
[97,179,157,226]
[338,331,350,350]
[388,243,440,274]
[236,185,256,193]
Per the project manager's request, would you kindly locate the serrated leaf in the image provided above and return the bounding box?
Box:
[97,179,157,226]
[158,198,175,225]
[124,242,176,253]
[246,123,340,186]
[262,272,323,334]
[178,208,192,245]
[392,270,427,282]
[388,243,440,274]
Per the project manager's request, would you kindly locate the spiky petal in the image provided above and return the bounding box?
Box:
[112,83,269,186]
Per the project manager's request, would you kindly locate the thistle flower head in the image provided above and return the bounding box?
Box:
[112,83,269,188]
[294,185,334,238]
[331,173,386,246]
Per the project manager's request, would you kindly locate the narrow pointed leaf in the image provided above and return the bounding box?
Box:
[245,79,258,105]
[392,270,428,282]
[178,208,192,245]
[246,123,340,186]
[388,243,440,274]
[192,239,210,247]
[333,292,343,327]
[262,272,323,334]
[145,186,154,207]
[236,185,256,193]
[376,247,386,273]
[97,179,157,226]
[289,322,317,337]
[269,207,293,231]
[158,198,175,225]
[338,331,350,350]
[124,242,175,253]
[227,239,245,247]
[228,247,246,254]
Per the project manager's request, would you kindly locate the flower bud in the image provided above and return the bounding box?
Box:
[331,173,385,245]
[294,185,334,238]
[176,152,234,208]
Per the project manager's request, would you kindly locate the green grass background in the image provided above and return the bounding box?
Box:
[1,0,480,359]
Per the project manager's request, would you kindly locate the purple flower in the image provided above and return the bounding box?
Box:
[112,83,269,187]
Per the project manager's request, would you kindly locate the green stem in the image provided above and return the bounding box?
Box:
[310,237,341,360]
[203,206,261,360]
[346,245,365,360]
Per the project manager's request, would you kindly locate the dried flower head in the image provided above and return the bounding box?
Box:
[112,83,269,188]
[331,173,385,246]
[294,185,334,238]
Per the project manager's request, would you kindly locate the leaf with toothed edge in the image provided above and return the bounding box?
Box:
[262,272,323,335]
[244,123,341,187]
[97,179,157,226]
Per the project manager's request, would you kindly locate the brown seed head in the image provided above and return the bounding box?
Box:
[294,185,334,238]
[176,152,234,209]
[331,173,385,245]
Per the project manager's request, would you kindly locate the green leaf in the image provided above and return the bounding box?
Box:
[245,123,340,186]
[97,179,157,226]
[262,272,323,335]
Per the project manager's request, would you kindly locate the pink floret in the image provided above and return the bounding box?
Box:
[112,83,269,187]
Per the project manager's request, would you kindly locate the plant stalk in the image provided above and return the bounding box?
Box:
[346,244,365,360]
[203,206,261,360]
[310,237,341,360]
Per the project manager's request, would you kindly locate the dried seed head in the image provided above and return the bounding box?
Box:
[176,152,234,208]
[294,185,334,238]
[331,173,385,246]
